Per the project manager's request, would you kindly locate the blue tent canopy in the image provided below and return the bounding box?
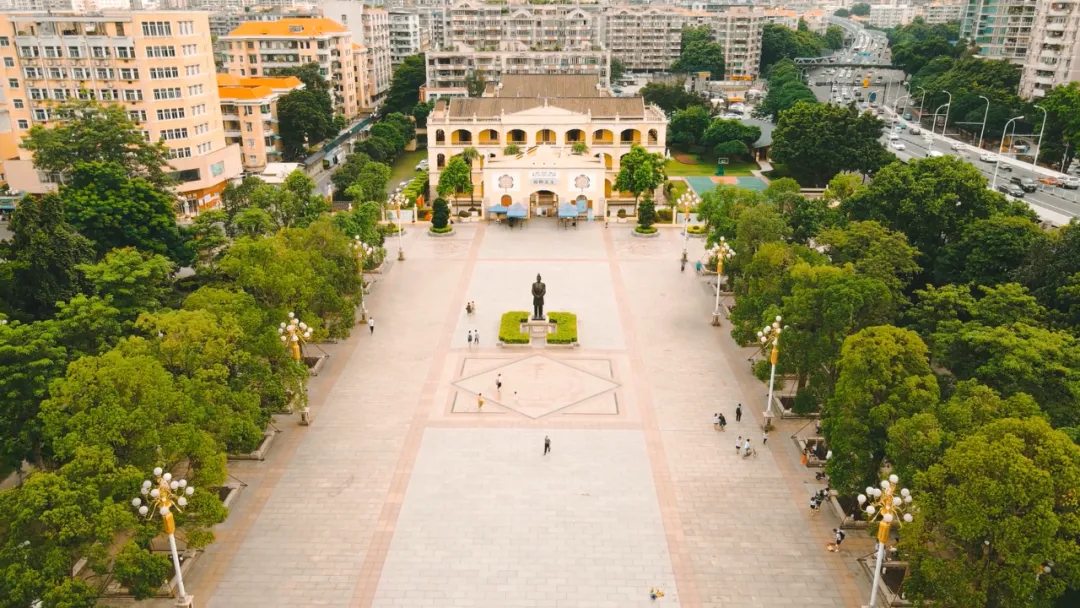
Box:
[507,203,528,219]
[488,205,509,215]
[557,202,578,218]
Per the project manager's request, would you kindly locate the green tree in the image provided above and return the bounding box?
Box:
[907,284,975,361]
[842,156,1034,285]
[696,184,765,244]
[823,326,939,495]
[682,25,713,47]
[61,161,188,263]
[277,88,334,160]
[727,241,826,344]
[77,248,173,321]
[330,152,373,199]
[250,170,331,229]
[760,24,826,73]
[189,210,229,268]
[220,176,264,236]
[411,100,435,129]
[354,135,396,163]
[821,173,864,204]
[850,2,870,16]
[902,417,1080,607]
[370,122,405,154]
[610,57,626,81]
[613,144,666,203]
[817,220,921,305]
[637,196,656,230]
[0,318,66,471]
[825,25,845,50]
[640,82,709,114]
[834,8,850,17]
[21,99,172,187]
[345,161,391,206]
[780,263,895,403]
[464,71,486,97]
[771,102,892,186]
[1016,220,1080,322]
[432,197,450,230]
[384,112,416,145]
[785,195,843,245]
[674,40,725,77]
[1038,82,1080,171]
[702,118,761,155]
[436,156,473,202]
[754,60,819,122]
[668,106,712,149]
[383,54,426,116]
[943,215,1047,287]
[233,206,276,237]
[0,193,94,319]
[112,543,170,600]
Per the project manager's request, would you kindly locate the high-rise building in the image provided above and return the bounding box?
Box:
[319,1,391,109]
[388,10,430,67]
[961,0,1036,64]
[424,48,610,100]
[0,10,241,210]
[220,17,360,118]
[1020,0,1080,97]
[217,73,304,173]
[446,0,602,52]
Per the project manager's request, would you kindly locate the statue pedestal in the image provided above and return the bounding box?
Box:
[524,318,556,343]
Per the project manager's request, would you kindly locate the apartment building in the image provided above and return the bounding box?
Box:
[1020,0,1080,98]
[961,0,1037,64]
[424,48,609,99]
[447,0,602,52]
[320,1,391,108]
[208,6,322,41]
[603,5,763,79]
[221,17,360,118]
[921,1,965,24]
[0,10,241,209]
[217,73,303,173]
[867,4,918,28]
[388,10,430,67]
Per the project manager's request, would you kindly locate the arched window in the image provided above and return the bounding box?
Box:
[435,129,445,144]
[437,153,446,169]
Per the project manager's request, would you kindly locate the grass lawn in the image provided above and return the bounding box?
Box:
[386,148,428,195]
[666,179,688,201]
[665,155,759,177]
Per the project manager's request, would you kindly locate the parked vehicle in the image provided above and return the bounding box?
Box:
[1010,176,1037,192]
[415,159,429,171]
[1063,176,1080,189]
[998,183,1026,198]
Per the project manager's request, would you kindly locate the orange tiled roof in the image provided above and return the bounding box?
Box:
[218,85,273,101]
[227,18,347,38]
[216,74,303,100]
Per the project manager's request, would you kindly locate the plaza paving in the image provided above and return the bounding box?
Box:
[182,219,871,608]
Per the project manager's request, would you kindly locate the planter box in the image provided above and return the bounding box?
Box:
[227,426,278,461]
[857,555,912,607]
[686,231,706,239]
[496,341,532,348]
[544,342,580,349]
[793,435,827,468]
[428,228,456,237]
[831,494,870,530]
[631,228,660,238]
[305,354,329,377]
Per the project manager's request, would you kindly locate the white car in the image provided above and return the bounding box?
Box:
[928,151,944,158]
[890,141,906,151]
[950,142,966,151]
[909,126,921,135]
[1064,176,1080,189]
[415,159,429,171]
[888,133,901,141]
[979,153,998,163]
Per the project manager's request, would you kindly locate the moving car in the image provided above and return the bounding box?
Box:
[909,126,921,135]
[998,183,1026,198]
[980,153,998,163]
[888,133,901,141]
[1010,176,1037,192]
[950,141,966,151]
[1064,176,1080,189]
[890,141,906,151]
[928,151,944,158]
[1038,176,1061,187]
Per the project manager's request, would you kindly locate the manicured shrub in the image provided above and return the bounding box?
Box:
[432,197,450,229]
[499,311,530,344]
[546,311,578,344]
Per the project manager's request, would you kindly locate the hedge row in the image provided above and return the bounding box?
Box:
[499,311,530,344]
[403,169,428,206]
[546,311,578,344]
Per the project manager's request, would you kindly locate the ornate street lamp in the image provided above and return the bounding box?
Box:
[708,237,734,326]
[352,237,375,322]
[858,475,915,608]
[757,315,784,422]
[131,467,196,606]
[278,312,312,361]
[392,192,406,261]
[678,191,699,263]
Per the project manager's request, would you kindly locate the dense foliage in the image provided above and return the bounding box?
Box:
[754,59,818,122]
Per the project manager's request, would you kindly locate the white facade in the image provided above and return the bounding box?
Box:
[1021,0,1080,98]
[867,4,918,29]
[389,10,429,67]
[962,0,1036,64]
[321,1,391,106]
[424,49,610,100]
[920,2,964,25]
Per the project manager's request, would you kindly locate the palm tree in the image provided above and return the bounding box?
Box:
[459,147,480,206]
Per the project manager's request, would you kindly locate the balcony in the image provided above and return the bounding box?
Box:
[1035,74,1057,85]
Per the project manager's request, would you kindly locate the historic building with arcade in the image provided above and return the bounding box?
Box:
[426,74,668,220]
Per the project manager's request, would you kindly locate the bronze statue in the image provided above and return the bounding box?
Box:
[531,274,546,320]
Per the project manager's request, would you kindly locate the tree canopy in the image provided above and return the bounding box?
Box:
[383,53,426,116]
[770,101,892,186]
[613,145,666,202]
[640,82,709,115]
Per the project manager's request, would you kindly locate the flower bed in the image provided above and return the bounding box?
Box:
[430,225,454,234]
[546,312,578,344]
[687,224,706,235]
[499,311,530,344]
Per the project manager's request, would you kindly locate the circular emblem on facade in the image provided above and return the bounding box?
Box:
[498,174,515,190]
[574,175,591,190]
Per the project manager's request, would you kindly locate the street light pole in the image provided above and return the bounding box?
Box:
[709,237,734,327]
[132,468,196,607]
[993,116,1024,189]
[978,95,990,150]
[678,192,698,264]
[857,475,915,608]
[757,316,783,422]
[916,86,927,122]
[352,237,374,322]
[940,90,953,136]
[393,193,406,261]
[278,312,312,361]
[1033,104,1047,171]
[892,94,910,117]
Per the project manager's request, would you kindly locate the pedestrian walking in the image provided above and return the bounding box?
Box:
[496,373,502,391]
[477,393,484,411]
[736,436,742,454]
[743,439,753,459]
[712,413,720,431]
[762,430,768,446]
[467,330,473,347]
[368,317,375,335]
[471,301,477,314]
[828,528,846,552]
[735,403,742,422]
[543,435,551,455]
[718,413,727,431]
[474,330,479,346]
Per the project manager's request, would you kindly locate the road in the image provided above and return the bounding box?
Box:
[800,24,1080,223]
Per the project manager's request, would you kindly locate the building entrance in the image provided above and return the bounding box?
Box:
[529,190,559,218]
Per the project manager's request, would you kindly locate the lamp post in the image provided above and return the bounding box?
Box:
[1033,104,1047,171]
[941,90,953,137]
[977,95,990,150]
[131,467,196,607]
[915,86,927,121]
[278,312,313,361]
[892,94,910,117]
[993,115,1024,189]
[392,192,406,261]
[709,237,734,327]
[352,237,375,322]
[1033,562,1054,600]
[678,191,699,263]
[857,475,915,608]
[757,315,783,422]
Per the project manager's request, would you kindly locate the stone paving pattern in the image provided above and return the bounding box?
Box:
[182,220,870,608]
